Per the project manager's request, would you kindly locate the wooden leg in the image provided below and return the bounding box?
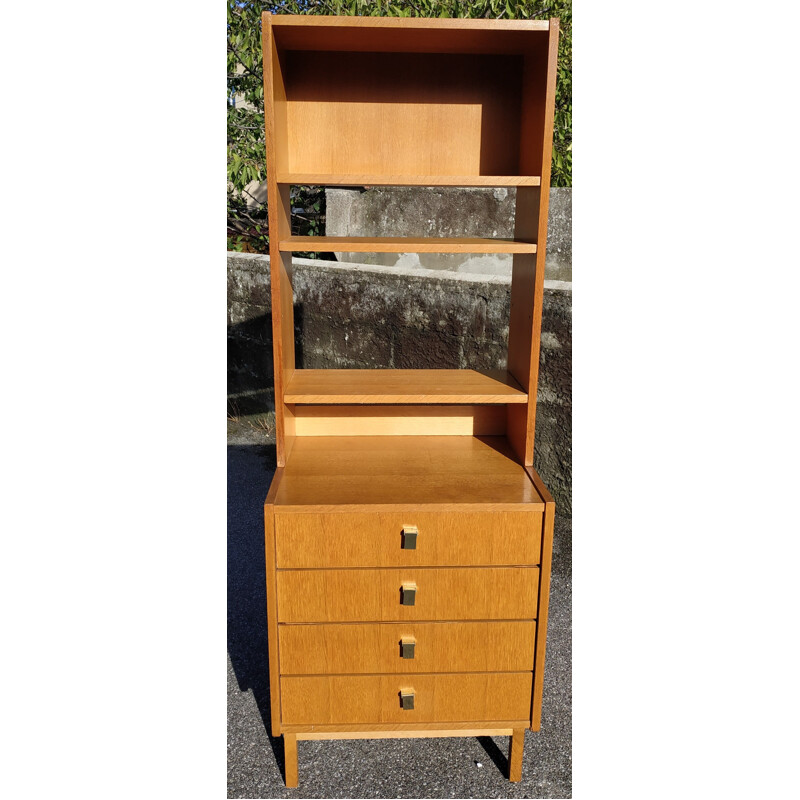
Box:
[509,728,525,782]
[284,733,298,788]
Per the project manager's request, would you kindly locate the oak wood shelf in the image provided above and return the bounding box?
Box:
[284,369,528,405]
[277,174,542,187]
[279,236,537,254]
[261,12,560,788]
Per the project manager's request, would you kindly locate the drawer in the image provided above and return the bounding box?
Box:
[278,620,536,674]
[281,672,533,725]
[274,511,542,568]
[276,567,539,623]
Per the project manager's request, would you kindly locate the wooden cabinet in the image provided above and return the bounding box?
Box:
[261,13,559,787]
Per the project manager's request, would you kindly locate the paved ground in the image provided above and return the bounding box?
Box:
[227,427,572,798]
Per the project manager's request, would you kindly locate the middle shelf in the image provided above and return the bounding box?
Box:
[278,236,537,254]
[284,369,528,405]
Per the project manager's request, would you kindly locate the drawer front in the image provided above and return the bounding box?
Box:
[276,567,539,623]
[274,511,542,568]
[278,621,536,675]
[281,672,533,725]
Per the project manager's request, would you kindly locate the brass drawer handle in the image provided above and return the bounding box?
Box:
[400,689,415,710]
[402,525,418,550]
[400,637,416,659]
[401,582,417,606]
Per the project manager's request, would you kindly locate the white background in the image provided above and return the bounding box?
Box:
[1,2,799,797]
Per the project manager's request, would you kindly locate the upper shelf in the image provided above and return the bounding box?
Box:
[277,175,541,188]
[279,236,537,254]
[284,369,528,405]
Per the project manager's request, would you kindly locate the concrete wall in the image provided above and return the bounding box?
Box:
[227,253,571,514]
[326,187,572,281]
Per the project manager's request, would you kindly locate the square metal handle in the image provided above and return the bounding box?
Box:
[400,637,416,659]
[401,583,417,606]
[400,690,415,710]
[402,525,418,550]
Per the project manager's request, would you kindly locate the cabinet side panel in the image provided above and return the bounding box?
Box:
[264,468,284,735]
[525,466,555,730]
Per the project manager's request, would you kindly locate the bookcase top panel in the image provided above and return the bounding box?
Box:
[269,14,550,55]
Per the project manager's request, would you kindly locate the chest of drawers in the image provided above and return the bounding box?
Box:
[264,435,555,786]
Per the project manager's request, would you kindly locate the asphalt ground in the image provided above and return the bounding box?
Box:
[227,432,571,798]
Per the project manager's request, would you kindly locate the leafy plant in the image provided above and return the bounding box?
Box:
[227,0,572,253]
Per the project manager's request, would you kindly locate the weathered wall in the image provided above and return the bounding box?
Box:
[326,187,572,281]
[227,253,571,514]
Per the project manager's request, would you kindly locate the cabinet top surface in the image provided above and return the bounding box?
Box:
[270,435,546,511]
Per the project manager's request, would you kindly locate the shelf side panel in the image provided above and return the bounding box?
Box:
[507,20,560,466]
[263,15,296,465]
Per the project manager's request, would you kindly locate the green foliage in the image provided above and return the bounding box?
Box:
[227,0,572,253]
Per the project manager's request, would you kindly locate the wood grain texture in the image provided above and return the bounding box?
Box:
[278,621,536,675]
[281,672,532,725]
[283,719,529,734]
[263,16,295,466]
[285,369,527,405]
[275,510,542,568]
[509,728,525,781]
[275,567,539,623]
[292,405,506,437]
[271,15,548,57]
[279,236,536,253]
[272,436,544,510]
[297,728,514,740]
[263,468,284,736]
[278,174,540,186]
[507,20,560,465]
[525,465,555,731]
[283,733,298,788]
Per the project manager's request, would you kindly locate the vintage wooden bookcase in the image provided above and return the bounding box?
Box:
[261,14,559,787]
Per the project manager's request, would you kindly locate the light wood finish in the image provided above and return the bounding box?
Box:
[275,511,542,569]
[281,672,532,725]
[273,436,545,510]
[284,720,529,734]
[283,732,298,788]
[526,466,555,731]
[280,50,525,180]
[285,369,527,405]
[263,16,296,467]
[506,20,560,465]
[278,621,536,675]
[279,236,537,253]
[263,469,284,737]
[271,14,549,52]
[278,174,541,187]
[292,405,506,437]
[297,728,514,740]
[262,14,560,784]
[276,567,539,623]
[509,728,525,782]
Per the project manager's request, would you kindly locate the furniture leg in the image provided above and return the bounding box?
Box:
[284,733,298,788]
[509,728,525,782]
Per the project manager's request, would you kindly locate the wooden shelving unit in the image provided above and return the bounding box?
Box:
[261,13,559,788]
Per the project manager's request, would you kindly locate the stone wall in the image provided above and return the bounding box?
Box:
[326,187,572,281]
[227,253,571,515]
